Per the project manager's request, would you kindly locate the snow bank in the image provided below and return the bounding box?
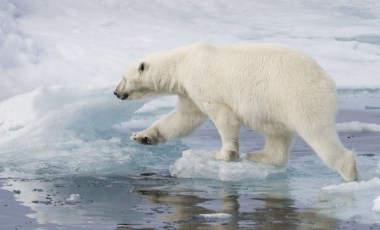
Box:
[337,121,380,133]
[321,177,380,192]
[169,150,285,181]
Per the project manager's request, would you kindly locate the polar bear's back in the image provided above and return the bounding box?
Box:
[187,43,333,87]
[182,43,337,132]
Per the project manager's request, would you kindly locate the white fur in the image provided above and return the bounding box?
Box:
[115,43,358,182]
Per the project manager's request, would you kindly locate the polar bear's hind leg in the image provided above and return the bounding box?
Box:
[298,125,358,182]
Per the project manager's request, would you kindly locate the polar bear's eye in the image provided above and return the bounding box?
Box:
[138,62,145,74]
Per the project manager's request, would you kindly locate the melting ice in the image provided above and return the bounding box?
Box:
[169,150,285,181]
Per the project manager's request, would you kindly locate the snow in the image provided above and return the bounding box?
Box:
[0,0,39,69]
[0,0,380,102]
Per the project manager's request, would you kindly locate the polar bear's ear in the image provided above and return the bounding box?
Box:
[138,62,145,74]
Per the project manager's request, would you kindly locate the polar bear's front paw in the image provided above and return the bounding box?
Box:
[213,150,239,162]
[131,132,158,145]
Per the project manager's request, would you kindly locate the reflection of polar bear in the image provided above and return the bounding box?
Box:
[114,43,357,181]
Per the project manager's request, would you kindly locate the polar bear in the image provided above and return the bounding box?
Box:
[114,43,358,182]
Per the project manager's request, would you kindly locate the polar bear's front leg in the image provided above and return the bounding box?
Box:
[131,96,206,145]
[204,102,240,161]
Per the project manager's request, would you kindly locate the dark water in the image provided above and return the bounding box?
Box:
[1,173,377,230]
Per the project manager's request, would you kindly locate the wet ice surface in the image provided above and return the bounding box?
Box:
[1,91,380,229]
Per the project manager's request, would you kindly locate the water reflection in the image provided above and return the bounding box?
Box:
[125,177,342,230]
[1,174,373,229]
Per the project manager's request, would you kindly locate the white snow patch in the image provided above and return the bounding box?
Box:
[321,177,380,192]
[169,150,285,181]
[336,121,380,133]
[65,194,81,204]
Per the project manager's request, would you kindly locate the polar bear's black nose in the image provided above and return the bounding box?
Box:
[114,91,128,100]
[114,91,120,99]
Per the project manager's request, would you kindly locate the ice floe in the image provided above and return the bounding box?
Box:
[321,177,380,192]
[337,121,380,133]
[169,150,285,181]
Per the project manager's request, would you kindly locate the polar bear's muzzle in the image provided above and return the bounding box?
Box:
[114,91,129,100]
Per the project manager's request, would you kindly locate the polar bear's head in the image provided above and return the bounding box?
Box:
[115,49,183,100]
[114,61,158,100]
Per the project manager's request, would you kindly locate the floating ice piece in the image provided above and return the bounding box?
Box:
[336,121,380,133]
[373,196,380,212]
[65,194,81,204]
[169,150,285,181]
[197,213,232,221]
[321,177,380,192]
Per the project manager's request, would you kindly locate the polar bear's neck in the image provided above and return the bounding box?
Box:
[154,76,184,95]
[149,52,187,96]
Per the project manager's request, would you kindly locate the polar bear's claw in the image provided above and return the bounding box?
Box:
[131,132,157,145]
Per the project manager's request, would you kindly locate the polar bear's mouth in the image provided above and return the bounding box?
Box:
[114,91,129,100]
[120,93,129,100]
